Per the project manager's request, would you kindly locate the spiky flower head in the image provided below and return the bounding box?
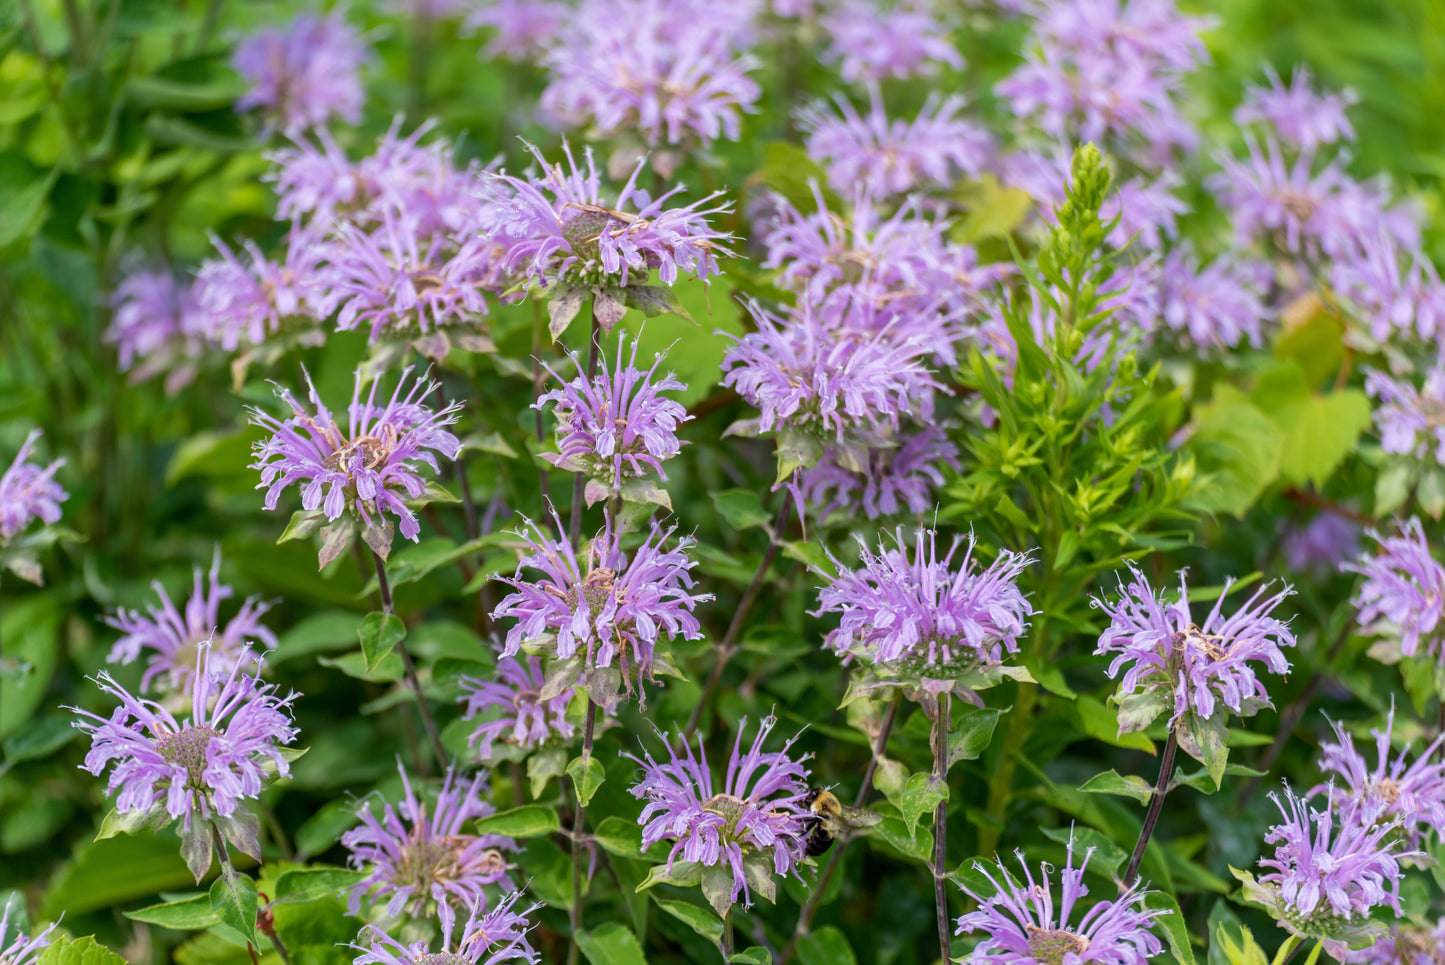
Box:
[955,837,1168,965]
[536,340,690,500]
[460,655,578,761]
[627,715,811,913]
[351,892,540,965]
[1239,788,1413,959]
[1365,367,1445,466]
[0,431,66,547]
[492,515,710,700]
[1235,65,1356,151]
[821,0,962,84]
[1344,518,1445,665]
[193,227,327,352]
[1157,248,1269,350]
[1282,512,1361,578]
[1331,230,1445,344]
[799,425,959,522]
[232,9,367,133]
[344,762,516,918]
[69,645,299,879]
[494,142,731,297]
[467,0,568,60]
[105,549,276,694]
[0,899,55,965]
[1344,919,1445,965]
[248,367,461,553]
[1313,706,1445,853]
[1092,568,1295,761]
[106,266,204,390]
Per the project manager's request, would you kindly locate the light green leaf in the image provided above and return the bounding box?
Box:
[472,806,560,839]
[1143,891,1195,965]
[651,898,722,942]
[899,773,948,840]
[946,707,1000,765]
[272,867,367,904]
[209,871,259,948]
[567,755,606,806]
[575,923,648,965]
[358,612,406,673]
[124,894,219,930]
[1078,769,1153,806]
[797,926,857,965]
[36,937,128,965]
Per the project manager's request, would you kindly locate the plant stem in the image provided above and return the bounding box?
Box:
[722,909,735,962]
[371,549,448,772]
[567,697,600,965]
[932,691,953,965]
[531,301,556,535]
[778,693,901,965]
[684,491,793,737]
[1123,729,1178,888]
[567,307,601,549]
[437,376,480,541]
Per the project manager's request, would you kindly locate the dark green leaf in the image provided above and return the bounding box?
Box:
[358,612,406,673]
[472,806,560,839]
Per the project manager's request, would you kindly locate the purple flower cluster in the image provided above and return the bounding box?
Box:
[540,0,760,148]
[0,902,55,965]
[628,716,811,909]
[1235,66,1357,151]
[955,839,1167,965]
[232,9,367,133]
[1365,367,1445,464]
[494,142,730,294]
[70,645,298,834]
[460,655,577,761]
[798,426,959,522]
[817,527,1034,676]
[1331,230,1445,344]
[1093,568,1296,741]
[1313,707,1445,851]
[821,0,961,84]
[1345,518,1445,664]
[1157,247,1270,350]
[492,515,709,696]
[106,549,276,694]
[798,87,990,198]
[467,0,569,60]
[536,340,690,491]
[1282,512,1361,577]
[249,367,462,545]
[0,431,66,546]
[194,227,328,352]
[352,892,539,965]
[107,267,205,390]
[344,763,516,918]
[1345,919,1445,965]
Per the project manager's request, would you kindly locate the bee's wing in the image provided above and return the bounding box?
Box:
[839,805,883,828]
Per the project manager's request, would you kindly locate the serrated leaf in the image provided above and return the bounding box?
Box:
[124,893,219,930]
[711,490,772,531]
[36,937,128,965]
[472,805,559,839]
[1079,769,1154,806]
[95,804,169,841]
[528,745,568,798]
[358,612,406,673]
[1143,891,1194,965]
[567,755,606,806]
[774,430,823,485]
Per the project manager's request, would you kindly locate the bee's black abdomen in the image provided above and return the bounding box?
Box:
[803,824,835,857]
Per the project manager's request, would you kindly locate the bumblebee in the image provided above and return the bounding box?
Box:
[801,788,881,857]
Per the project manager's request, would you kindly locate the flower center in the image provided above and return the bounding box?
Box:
[414,954,470,965]
[1374,777,1402,805]
[1176,623,1229,660]
[701,792,749,838]
[1279,190,1317,223]
[1025,924,1090,965]
[581,567,618,611]
[157,725,221,786]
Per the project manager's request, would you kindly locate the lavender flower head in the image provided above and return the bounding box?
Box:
[193,228,326,352]
[1092,568,1295,757]
[955,838,1167,965]
[1344,518,1445,664]
[799,426,959,522]
[232,9,367,133]
[460,655,578,760]
[249,367,461,547]
[0,900,56,965]
[1365,367,1445,465]
[0,431,66,546]
[1157,247,1269,350]
[1345,919,1445,965]
[492,515,710,698]
[1239,789,1412,957]
[467,0,568,60]
[106,267,204,390]
[628,715,811,911]
[540,0,760,148]
[351,892,539,965]
[1235,65,1357,151]
[1282,512,1361,577]
[106,549,276,694]
[344,762,516,918]
[536,339,690,496]
[798,87,990,197]
[1331,230,1445,344]
[494,143,731,299]
[817,527,1034,678]
[821,0,962,84]
[1312,707,1445,852]
[69,644,298,876]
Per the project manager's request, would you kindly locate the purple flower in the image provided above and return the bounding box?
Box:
[232,10,367,133]
[492,515,710,697]
[799,425,959,521]
[106,267,204,390]
[817,527,1034,675]
[955,838,1167,965]
[1366,367,1445,464]
[0,431,66,546]
[1313,706,1445,851]
[1345,919,1445,965]
[1345,518,1445,664]
[798,86,990,197]
[1282,512,1361,577]
[0,901,56,965]
[106,549,276,695]
[1157,247,1269,350]
[1235,65,1356,151]
[627,715,811,910]
[536,340,690,492]
[467,0,569,60]
[383,0,470,19]
[194,227,326,352]
[69,644,298,835]
[494,142,731,293]
[351,892,539,965]
[821,0,962,84]
[344,762,516,918]
[540,0,760,147]
[460,655,577,760]
[1092,568,1295,745]
[1243,788,1411,956]
[1333,231,1445,343]
[249,367,462,544]
[720,300,943,445]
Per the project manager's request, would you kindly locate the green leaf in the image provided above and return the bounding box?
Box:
[797,926,857,965]
[278,510,327,544]
[700,863,734,917]
[729,950,772,965]
[567,755,606,806]
[651,898,722,942]
[1273,310,1344,388]
[358,612,406,673]
[472,805,560,839]
[209,871,259,948]
[1022,655,1076,699]
[528,744,569,798]
[36,937,128,965]
[548,285,587,340]
[774,430,823,485]
[636,860,704,892]
[621,284,694,322]
[1375,461,1415,518]
[1041,826,1127,878]
[1269,388,1371,488]
[712,490,772,532]
[95,803,169,841]
[899,773,948,840]
[0,167,58,247]
[946,707,1000,765]
[1143,891,1195,965]
[1187,386,1284,517]
[272,867,368,905]
[593,816,644,860]
[1078,769,1154,806]
[125,894,219,930]
[577,924,648,965]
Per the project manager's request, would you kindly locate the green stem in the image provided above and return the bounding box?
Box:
[1123,729,1177,887]
[566,306,601,549]
[566,698,599,965]
[531,300,556,536]
[371,550,448,772]
[932,691,952,965]
[721,908,735,962]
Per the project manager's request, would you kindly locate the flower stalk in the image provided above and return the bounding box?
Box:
[932,690,952,965]
[1123,728,1178,887]
[567,304,602,549]
[567,695,599,965]
[370,549,447,770]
